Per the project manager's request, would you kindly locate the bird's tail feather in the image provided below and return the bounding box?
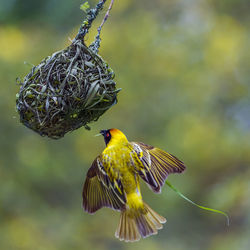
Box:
[115,202,166,242]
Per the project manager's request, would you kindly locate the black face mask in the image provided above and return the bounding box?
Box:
[100,130,111,145]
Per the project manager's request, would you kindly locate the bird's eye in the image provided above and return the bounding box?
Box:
[106,132,110,137]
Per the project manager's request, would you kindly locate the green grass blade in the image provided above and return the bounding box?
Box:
[165,180,230,226]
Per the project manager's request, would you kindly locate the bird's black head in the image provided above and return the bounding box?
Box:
[100,129,112,145]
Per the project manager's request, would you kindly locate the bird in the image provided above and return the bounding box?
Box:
[82,128,186,242]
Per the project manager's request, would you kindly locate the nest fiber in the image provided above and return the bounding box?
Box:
[16,0,119,139]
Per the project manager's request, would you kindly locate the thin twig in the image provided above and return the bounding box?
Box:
[75,0,107,41]
[90,0,115,53]
[98,0,115,36]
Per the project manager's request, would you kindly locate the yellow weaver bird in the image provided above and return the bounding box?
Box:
[82,128,186,242]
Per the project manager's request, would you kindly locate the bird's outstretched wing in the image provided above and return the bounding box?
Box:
[82,157,126,214]
[131,142,186,193]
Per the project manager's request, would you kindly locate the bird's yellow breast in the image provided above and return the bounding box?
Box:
[101,143,134,177]
[101,143,142,201]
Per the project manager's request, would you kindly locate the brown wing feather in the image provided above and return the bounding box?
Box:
[131,142,186,193]
[82,157,126,214]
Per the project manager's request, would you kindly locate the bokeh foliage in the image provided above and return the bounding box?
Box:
[0,0,250,249]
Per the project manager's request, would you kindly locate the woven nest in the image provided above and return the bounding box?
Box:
[16,0,120,139]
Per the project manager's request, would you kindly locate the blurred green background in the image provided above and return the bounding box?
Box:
[1,0,250,249]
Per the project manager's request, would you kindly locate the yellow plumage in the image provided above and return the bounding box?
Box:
[82,128,186,242]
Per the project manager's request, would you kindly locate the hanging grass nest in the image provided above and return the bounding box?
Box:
[16,0,119,139]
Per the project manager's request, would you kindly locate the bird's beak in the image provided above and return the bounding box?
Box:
[95,130,106,137]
